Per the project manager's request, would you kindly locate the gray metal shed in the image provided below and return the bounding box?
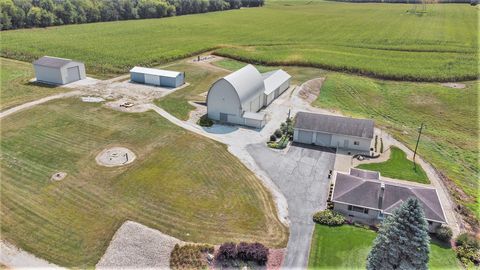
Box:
[33,56,86,85]
[130,66,184,88]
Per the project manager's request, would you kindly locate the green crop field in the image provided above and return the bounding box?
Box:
[308,224,461,269]
[0,98,288,267]
[357,147,429,184]
[0,58,68,110]
[1,1,477,81]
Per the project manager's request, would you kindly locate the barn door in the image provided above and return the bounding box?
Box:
[66,67,80,83]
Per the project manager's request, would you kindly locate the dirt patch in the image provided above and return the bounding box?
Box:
[50,172,67,181]
[298,78,325,103]
[96,221,183,269]
[95,147,136,167]
[441,83,466,89]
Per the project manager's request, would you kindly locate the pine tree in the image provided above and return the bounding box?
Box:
[366,197,430,270]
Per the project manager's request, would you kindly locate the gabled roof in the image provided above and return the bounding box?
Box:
[332,171,446,223]
[33,56,74,68]
[130,66,181,77]
[263,69,291,95]
[222,64,265,109]
[294,112,374,139]
[350,168,380,180]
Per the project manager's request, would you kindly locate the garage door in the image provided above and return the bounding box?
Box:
[297,130,314,144]
[145,74,160,85]
[66,66,80,83]
[315,132,332,146]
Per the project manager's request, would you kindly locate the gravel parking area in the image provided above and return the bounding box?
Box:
[96,221,183,269]
[247,143,335,269]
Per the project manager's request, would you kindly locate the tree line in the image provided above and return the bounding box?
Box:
[0,0,264,30]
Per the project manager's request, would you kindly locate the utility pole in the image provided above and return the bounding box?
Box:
[413,123,425,170]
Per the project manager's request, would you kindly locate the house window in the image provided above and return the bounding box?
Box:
[348,205,369,214]
[354,141,360,146]
[428,221,433,225]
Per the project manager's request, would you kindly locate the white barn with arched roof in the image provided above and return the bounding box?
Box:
[206,64,291,128]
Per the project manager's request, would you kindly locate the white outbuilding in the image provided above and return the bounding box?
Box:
[33,56,86,85]
[293,112,374,153]
[263,69,291,106]
[130,66,184,88]
[206,64,291,128]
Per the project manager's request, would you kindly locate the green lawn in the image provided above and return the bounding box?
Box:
[1,1,477,81]
[0,98,287,267]
[313,73,478,218]
[154,61,229,120]
[357,146,429,184]
[0,58,68,110]
[308,224,461,269]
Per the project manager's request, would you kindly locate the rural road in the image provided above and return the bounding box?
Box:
[0,90,81,119]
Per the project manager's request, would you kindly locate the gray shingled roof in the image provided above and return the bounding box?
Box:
[33,56,72,68]
[350,168,380,179]
[332,172,446,223]
[294,112,374,139]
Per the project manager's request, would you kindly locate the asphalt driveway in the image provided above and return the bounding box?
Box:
[247,143,336,269]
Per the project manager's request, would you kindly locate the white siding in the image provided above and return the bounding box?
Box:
[34,65,64,85]
[207,79,243,123]
[330,134,372,152]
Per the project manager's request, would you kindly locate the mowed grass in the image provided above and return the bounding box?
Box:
[308,224,461,269]
[0,58,68,110]
[155,61,229,120]
[1,1,477,81]
[313,74,478,216]
[357,147,429,184]
[0,98,288,267]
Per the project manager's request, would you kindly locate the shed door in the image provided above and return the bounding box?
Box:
[297,130,313,144]
[66,66,80,83]
[315,132,332,146]
[145,74,160,85]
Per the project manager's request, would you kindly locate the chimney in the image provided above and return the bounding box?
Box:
[378,183,385,209]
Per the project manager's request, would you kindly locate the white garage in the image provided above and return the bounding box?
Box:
[263,69,291,106]
[293,112,374,153]
[33,56,86,85]
[130,66,184,88]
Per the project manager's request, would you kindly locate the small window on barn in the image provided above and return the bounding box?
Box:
[354,141,360,145]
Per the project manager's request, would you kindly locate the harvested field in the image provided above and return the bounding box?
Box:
[0,98,287,267]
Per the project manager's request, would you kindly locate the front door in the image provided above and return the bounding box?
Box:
[220,113,228,122]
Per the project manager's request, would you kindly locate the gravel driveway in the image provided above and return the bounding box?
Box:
[247,143,335,269]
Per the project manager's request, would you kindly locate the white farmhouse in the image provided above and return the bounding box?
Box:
[33,56,86,85]
[293,112,374,153]
[206,64,291,128]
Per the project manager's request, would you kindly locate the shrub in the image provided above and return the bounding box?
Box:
[270,135,277,142]
[274,129,282,138]
[435,225,453,243]
[312,210,345,226]
[380,138,384,153]
[455,233,480,266]
[280,122,287,133]
[198,115,213,127]
[236,242,269,265]
[216,242,237,261]
[456,233,480,249]
[374,135,378,152]
[170,243,214,269]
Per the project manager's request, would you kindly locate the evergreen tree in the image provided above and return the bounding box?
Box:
[366,197,430,270]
